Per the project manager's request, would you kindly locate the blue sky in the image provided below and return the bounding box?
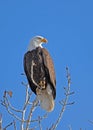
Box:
[0,0,93,129]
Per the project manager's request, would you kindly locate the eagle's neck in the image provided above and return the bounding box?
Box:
[28,42,43,51]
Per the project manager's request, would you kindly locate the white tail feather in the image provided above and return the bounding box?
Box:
[37,84,54,112]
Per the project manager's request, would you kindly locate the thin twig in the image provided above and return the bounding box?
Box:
[1,91,24,122]
[13,120,17,130]
[38,116,42,130]
[88,120,93,125]
[5,105,23,122]
[31,113,47,123]
[5,97,22,113]
[3,120,16,130]
[1,91,22,113]
[68,125,72,130]
[0,114,2,130]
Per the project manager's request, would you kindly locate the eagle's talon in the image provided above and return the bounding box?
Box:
[39,80,46,89]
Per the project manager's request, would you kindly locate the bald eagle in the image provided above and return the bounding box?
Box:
[24,36,56,112]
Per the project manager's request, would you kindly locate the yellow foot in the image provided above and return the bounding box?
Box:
[39,80,46,89]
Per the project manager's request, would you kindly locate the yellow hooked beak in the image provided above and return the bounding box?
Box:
[41,38,48,43]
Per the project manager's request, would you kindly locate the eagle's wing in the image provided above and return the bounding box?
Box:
[41,48,56,88]
[24,50,37,94]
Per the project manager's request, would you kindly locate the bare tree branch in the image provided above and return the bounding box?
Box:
[1,91,23,122]
[1,67,74,130]
[25,97,39,130]
[21,84,32,130]
[48,67,74,130]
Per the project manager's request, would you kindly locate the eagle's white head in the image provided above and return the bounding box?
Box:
[28,36,48,51]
